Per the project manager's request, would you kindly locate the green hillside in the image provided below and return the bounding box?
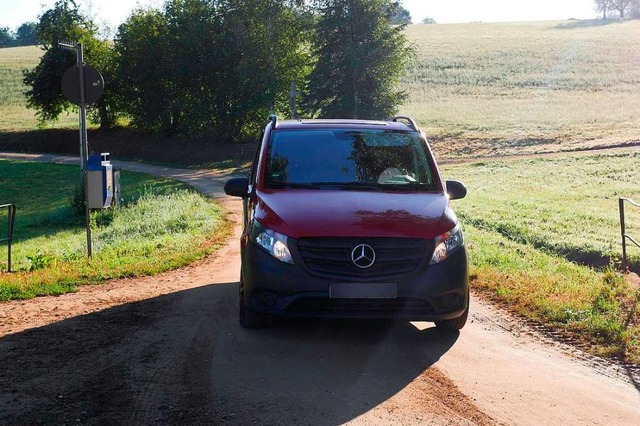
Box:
[0,46,76,130]
[402,20,640,158]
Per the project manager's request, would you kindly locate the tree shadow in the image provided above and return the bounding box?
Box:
[553,19,624,30]
[0,282,460,424]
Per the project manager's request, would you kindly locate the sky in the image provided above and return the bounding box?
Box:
[1,0,597,30]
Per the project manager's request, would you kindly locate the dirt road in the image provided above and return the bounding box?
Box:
[1,153,639,425]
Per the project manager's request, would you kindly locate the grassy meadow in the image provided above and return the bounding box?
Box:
[0,160,229,299]
[403,20,640,158]
[0,46,76,131]
[441,152,640,361]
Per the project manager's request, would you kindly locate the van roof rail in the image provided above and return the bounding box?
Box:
[389,116,418,132]
[268,114,278,130]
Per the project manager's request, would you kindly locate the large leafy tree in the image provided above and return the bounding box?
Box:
[116,0,311,139]
[0,27,14,47]
[15,22,37,46]
[23,0,117,128]
[389,3,412,25]
[305,0,413,119]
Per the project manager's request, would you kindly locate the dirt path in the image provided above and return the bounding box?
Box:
[1,153,639,425]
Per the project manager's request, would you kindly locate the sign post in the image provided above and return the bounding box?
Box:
[60,42,105,258]
[289,82,299,120]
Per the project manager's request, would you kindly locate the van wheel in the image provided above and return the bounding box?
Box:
[239,274,268,328]
[435,293,469,331]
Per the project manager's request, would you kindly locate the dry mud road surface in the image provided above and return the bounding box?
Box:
[0,153,639,425]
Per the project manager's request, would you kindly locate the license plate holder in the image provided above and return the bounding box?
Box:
[329,283,397,299]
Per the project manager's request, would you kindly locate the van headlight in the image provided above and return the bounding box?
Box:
[430,225,464,264]
[251,220,294,264]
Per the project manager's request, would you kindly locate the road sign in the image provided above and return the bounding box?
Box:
[61,64,104,105]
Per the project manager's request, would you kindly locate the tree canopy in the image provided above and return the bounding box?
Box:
[23,0,414,140]
[0,22,37,47]
[389,3,412,25]
[23,0,116,128]
[305,0,414,120]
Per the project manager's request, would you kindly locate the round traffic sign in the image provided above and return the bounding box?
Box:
[61,65,105,105]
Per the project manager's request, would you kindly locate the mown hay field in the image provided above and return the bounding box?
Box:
[0,46,76,131]
[403,20,640,158]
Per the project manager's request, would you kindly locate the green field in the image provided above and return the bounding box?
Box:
[441,152,640,361]
[0,160,228,299]
[443,152,640,266]
[0,46,76,131]
[403,20,640,158]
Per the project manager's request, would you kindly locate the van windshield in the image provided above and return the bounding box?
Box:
[265,129,437,191]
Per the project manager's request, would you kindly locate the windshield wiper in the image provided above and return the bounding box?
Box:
[267,182,321,189]
[380,182,436,192]
[310,182,381,191]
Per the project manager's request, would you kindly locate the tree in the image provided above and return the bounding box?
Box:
[594,0,609,19]
[305,0,414,119]
[596,0,639,18]
[23,0,117,128]
[116,0,311,140]
[421,17,437,24]
[15,22,37,46]
[389,3,412,25]
[0,27,15,47]
[610,0,637,18]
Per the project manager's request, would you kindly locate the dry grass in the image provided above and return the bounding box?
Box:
[403,20,640,158]
[0,46,76,131]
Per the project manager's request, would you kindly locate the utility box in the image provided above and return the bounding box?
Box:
[87,153,114,209]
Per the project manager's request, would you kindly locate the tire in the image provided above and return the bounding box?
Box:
[239,273,269,329]
[435,292,469,331]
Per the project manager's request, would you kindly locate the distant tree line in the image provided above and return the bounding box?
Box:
[594,0,640,19]
[23,0,414,142]
[0,23,37,48]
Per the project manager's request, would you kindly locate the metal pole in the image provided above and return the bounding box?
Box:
[620,198,626,270]
[77,43,92,257]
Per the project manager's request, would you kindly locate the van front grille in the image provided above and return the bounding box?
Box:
[296,237,431,280]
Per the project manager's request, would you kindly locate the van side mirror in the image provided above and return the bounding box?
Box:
[224,177,250,198]
[446,180,467,200]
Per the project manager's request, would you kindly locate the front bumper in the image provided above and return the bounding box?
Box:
[241,240,469,321]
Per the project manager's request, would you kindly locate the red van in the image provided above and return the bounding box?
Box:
[224,116,469,329]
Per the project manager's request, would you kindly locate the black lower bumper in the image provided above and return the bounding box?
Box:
[241,242,469,321]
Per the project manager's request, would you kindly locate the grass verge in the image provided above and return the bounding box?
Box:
[0,160,230,300]
[466,225,639,362]
[441,152,640,362]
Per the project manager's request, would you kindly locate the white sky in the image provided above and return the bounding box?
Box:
[0,0,597,30]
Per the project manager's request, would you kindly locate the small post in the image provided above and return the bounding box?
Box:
[620,198,627,270]
[8,205,14,272]
[1,204,16,273]
[288,82,299,120]
[76,43,92,257]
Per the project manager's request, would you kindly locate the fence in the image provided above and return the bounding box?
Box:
[0,204,16,272]
[619,198,640,270]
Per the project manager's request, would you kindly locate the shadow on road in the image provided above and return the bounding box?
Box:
[0,281,460,425]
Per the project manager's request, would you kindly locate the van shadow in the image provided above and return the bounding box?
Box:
[0,282,459,425]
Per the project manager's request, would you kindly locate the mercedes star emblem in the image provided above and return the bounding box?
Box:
[351,244,376,269]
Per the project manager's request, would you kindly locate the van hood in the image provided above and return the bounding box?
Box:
[254,189,457,240]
